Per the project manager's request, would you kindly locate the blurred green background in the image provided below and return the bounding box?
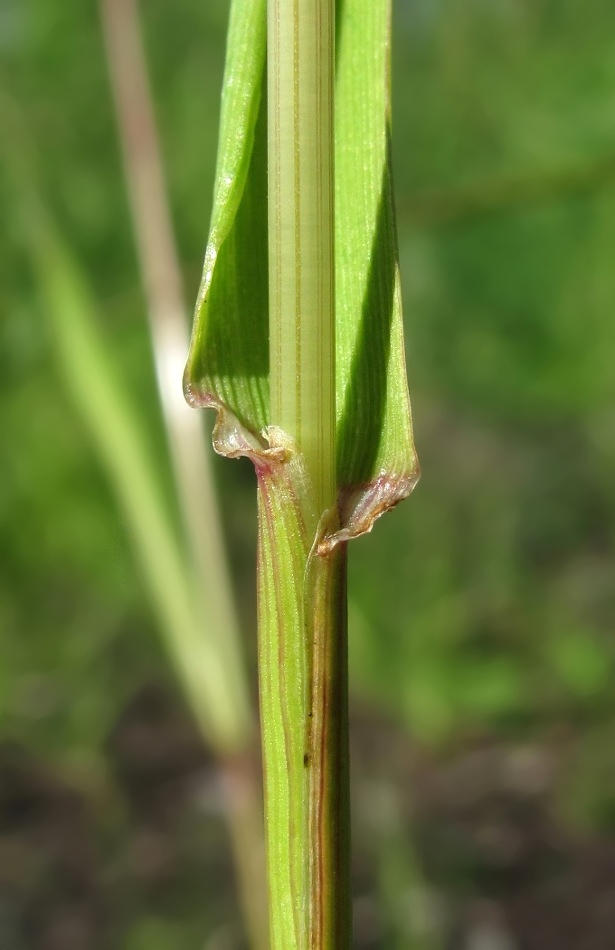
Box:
[2,0,615,947]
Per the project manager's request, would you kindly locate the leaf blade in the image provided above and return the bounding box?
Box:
[333,0,419,541]
[184,0,269,434]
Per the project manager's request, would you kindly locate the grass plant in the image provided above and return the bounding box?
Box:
[185,0,419,944]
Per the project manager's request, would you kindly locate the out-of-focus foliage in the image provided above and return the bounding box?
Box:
[1,0,233,761]
[350,0,615,755]
[2,0,615,946]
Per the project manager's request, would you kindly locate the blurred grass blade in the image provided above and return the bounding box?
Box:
[98,0,241,635]
[0,95,251,752]
[97,1,268,944]
[34,217,251,752]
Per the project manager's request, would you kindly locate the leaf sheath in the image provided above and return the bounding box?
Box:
[255,437,350,948]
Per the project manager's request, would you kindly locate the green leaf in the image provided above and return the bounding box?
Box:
[333,0,418,533]
[184,0,269,435]
[184,0,419,535]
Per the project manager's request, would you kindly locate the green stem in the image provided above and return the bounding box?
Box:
[263,0,350,946]
[256,468,350,949]
[268,0,336,515]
